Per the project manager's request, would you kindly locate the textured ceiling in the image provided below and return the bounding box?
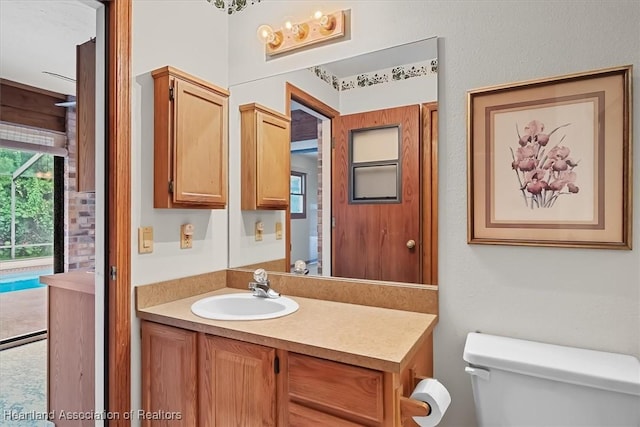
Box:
[0,0,96,96]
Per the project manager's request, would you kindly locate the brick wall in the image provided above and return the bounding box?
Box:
[65,108,95,271]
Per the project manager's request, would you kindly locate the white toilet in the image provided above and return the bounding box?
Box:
[463,332,640,426]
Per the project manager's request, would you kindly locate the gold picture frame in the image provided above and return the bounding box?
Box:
[467,66,632,249]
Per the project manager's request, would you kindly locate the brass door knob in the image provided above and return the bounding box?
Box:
[406,239,416,249]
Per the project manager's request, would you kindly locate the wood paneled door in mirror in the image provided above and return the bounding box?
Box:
[333,105,421,283]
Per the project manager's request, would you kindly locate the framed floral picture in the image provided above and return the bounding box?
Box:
[467,66,632,249]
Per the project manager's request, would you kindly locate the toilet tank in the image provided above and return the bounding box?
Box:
[463,333,640,427]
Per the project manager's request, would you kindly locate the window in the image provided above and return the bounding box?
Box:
[290,171,306,219]
[349,125,401,203]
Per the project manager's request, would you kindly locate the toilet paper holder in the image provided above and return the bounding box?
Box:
[400,373,432,426]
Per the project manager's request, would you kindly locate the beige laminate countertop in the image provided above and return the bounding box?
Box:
[40,269,95,295]
[137,287,437,373]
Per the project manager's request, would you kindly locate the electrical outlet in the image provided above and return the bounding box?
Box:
[181,223,194,249]
[138,226,153,254]
[255,221,264,241]
[275,222,283,240]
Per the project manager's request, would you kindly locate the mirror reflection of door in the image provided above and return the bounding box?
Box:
[333,105,421,283]
[289,102,329,276]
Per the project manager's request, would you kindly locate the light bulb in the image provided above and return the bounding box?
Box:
[257,24,274,43]
[313,10,323,20]
[318,13,336,32]
[256,24,282,49]
[291,22,308,40]
[284,19,293,31]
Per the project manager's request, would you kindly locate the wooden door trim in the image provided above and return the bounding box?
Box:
[107,0,131,424]
[285,83,338,273]
[422,103,438,285]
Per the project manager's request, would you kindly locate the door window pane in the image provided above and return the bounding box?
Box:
[349,125,401,203]
[353,165,398,200]
[352,126,399,163]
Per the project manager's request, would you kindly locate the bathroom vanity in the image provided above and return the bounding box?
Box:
[136,270,438,426]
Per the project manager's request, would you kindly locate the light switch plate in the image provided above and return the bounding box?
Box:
[275,222,283,240]
[138,226,153,254]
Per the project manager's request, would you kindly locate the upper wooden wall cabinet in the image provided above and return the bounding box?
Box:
[152,66,229,209]
[76,38,96,192]
[240,103,291,210]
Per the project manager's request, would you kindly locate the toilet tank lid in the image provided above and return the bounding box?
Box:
[463,333,640,396]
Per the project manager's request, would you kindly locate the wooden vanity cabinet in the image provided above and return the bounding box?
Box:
[141,323,277,427]
[152,66,229,209]
[141,321,198,426]
[284,353,386,426]
[199,334,277,426]
[141,321,433,427]
[43,271,95,427]
[281,334,434,427]
[240,103,291,210]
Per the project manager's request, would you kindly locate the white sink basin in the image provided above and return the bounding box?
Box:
[191,293,299,321]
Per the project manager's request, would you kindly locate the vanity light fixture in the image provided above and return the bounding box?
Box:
[258,9,347,56]
[257,24,283,50]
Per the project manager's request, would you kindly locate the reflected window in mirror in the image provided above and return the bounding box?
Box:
[290,171,306,219]
[349,126,401,203]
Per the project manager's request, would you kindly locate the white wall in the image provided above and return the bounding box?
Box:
[125,2,639,426]
[228,2,640,427]
[290,154,319,263]
[340,71,437,114]
[228,1,442,85]
[130,1,228,424]
[227,68,339,267]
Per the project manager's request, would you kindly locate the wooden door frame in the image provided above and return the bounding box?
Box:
[285,83,339,273]
[422,103,438,285]
[106,0,131,424]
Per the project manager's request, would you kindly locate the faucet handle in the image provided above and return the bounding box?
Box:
[253,268,268,284]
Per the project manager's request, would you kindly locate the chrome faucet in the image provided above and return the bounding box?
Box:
[248,268,280,299]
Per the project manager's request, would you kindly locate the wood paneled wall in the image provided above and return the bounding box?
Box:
[0,79,67,132]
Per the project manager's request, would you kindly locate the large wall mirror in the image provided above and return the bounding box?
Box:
[228,37,438,286]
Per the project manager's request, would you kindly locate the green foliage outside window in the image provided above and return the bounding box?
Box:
[0,148,54,260]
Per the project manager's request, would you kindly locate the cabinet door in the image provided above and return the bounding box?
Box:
[255,110,290,208]
[173,78,227,206]
[199,334,277,427]
[141,321,197,426]
[76,38,96,192]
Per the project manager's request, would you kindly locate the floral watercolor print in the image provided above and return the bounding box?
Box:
[490,101,597,224]
[468,66,630,248]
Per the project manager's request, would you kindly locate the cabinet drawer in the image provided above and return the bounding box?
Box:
[289,402,365,427]
[288,353,384,424]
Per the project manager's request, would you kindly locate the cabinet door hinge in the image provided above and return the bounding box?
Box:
[331,136,335,149]
[169,86,174,101]
[169,180,174,193]
[274,355,280,374]
[109,265,117,281]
